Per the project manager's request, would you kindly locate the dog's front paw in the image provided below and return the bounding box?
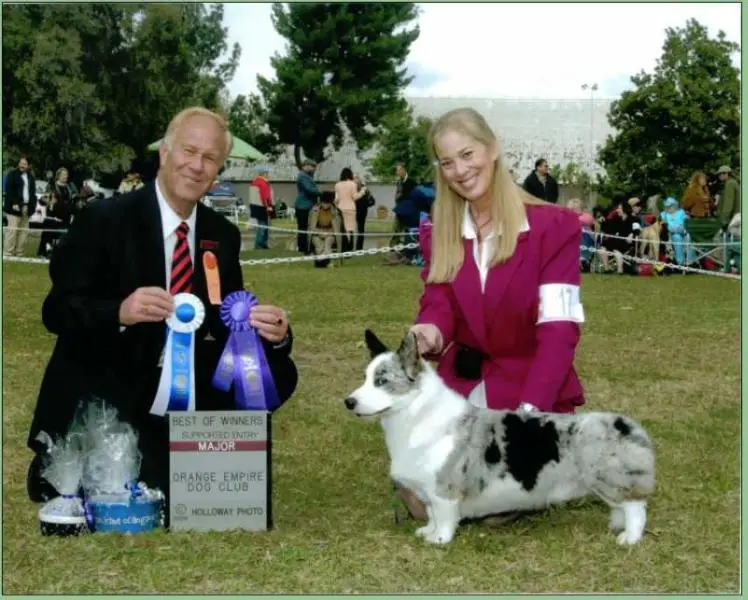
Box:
[415,524,436,538]
[616,529,643,546]
[423,529,455,545]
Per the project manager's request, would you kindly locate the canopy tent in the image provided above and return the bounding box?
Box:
[147,134,266,161]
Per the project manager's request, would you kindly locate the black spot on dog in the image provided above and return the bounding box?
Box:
[567,423,578,436]
[461,463,468,474]
[503,412,560,491]
[489,425,496,435]
[614,417,632,436]
[484,438,502,465]
[478,477,487,492]
[626,468,649,477]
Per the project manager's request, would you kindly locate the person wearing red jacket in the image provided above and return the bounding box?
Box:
[250,167,274,249]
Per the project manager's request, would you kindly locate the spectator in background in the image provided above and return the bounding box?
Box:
[566,198,595,272]
[3,156,37,257]
[681,171,711,218]
[394,162,417,204]
[335,167,365,253]
[36,167,76,258]
[250,166,274,250]
[117,171,144,195]
[384,162,417,265]
[309,191,342,268]
[295,158,320,254]
[660,196,694,266]
[716,165,740,233]
[522,158,559,204]
[598,201,636,274]
[353,174,374,251]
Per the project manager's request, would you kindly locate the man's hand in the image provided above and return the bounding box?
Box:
[409,323,444,356]
[250,305,289,344]
[119,287,175,326]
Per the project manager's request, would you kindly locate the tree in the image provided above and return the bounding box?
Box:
[549,161,595,200]
[257,2,420,168]
[113,4,241,166]
[369,105,433,183]
[2,4,240,181]
[597,19,740,200]
[227,93,276,155]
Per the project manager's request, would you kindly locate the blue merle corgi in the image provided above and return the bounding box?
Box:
[343,329,655,546]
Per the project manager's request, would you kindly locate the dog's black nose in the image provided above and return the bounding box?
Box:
[344,397,357,410]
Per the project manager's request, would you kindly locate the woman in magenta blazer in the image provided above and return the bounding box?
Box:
[395,107,586,520]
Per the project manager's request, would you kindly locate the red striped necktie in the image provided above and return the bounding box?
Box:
[170,222,193,295]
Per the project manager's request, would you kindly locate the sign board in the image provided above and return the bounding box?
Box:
[168,411,271,532]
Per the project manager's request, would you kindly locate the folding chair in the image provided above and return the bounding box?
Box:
[684,218,721,269]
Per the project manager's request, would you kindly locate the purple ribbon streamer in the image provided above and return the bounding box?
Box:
[212,291,280,411]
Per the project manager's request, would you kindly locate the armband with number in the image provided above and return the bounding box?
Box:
[537,283,585,325]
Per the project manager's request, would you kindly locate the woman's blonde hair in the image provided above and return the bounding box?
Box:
[55,167,68,182]
[163,106,233,161]
[426,107,544,283]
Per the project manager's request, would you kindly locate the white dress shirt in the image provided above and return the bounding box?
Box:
[21,172,29,205]
[155,179,197,284]
[461,203,530,409]
[153,181,197,365]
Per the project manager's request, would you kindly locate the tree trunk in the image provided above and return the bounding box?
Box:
[294,144,302,171]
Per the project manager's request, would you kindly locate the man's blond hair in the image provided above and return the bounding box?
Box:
[162,107,233,161]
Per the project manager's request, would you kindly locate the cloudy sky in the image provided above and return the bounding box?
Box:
[223,2,740,101]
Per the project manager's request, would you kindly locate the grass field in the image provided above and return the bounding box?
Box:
[1,249,741,594]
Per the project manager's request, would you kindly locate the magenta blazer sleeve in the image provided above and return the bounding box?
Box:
[414,220,456,349]
[520,210,583,411]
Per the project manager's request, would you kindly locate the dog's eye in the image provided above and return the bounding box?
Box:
[374,375,388,386]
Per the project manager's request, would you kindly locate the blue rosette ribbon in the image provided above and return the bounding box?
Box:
[149,293,205,416]
[211,291,280,411]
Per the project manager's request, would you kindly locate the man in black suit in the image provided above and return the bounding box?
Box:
[3,155,37,256]
[522,158,559,204]
[27,107,298,507]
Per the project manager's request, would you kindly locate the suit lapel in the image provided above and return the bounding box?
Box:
[483,231,529,328]
[451,239,489,351]
[138,184,167,288]
[193,204,209,307]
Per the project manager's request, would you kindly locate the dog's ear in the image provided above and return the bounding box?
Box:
[364,329,389,358]
[396,330,423,381]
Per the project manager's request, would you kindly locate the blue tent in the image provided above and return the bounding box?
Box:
[205,180,237,197]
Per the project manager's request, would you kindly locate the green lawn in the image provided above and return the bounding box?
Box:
[1,254,740,594]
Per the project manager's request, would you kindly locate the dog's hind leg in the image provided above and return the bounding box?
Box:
[608,506,625,533]
[616,500,647,545]
[422,497,461,545]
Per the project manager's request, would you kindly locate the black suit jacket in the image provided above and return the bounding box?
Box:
[4,169,37,216]
[28,183,298,459]
[522,171,559,204]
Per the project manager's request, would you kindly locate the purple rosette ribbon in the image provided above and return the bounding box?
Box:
[212,291,280,411]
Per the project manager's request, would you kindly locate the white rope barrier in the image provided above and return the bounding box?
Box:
[246,222,401,238]
[3,242,739,279]
[3,223,741,247]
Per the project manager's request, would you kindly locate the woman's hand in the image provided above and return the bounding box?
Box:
[409,323,444,356]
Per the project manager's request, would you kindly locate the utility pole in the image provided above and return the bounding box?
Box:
[581,83,598,176]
